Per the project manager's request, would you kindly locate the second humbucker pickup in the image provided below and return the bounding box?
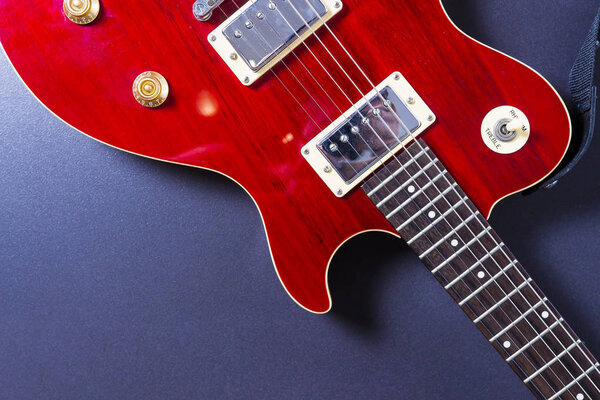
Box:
[302,72,437,197]
[208,0,342,85]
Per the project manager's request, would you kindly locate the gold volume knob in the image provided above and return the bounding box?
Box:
[63,0,100,25]
[132,72,169,108]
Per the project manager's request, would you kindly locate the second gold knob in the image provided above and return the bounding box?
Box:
[132,72,169,108]
[63,0,100,25]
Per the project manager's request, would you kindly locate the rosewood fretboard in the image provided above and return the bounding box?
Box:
[362,140,600,400]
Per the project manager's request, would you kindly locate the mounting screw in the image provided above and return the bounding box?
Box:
[230,53,238,60]
[303,148,310,155]
[394,73,401,80]
[334,1,341,8]
[337,189,343,196]
[428,115,435,122]
[210,35,217,42]
[243,76,250,84]
[324,166,332,173]
[407,97,415,105]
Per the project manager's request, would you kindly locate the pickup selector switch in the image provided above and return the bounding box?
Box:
[481,106,530,154]
[63,0,100,25]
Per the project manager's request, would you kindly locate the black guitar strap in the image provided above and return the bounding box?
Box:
[538,7,600,190]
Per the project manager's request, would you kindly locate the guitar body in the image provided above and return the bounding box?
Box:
[0,0,570,313]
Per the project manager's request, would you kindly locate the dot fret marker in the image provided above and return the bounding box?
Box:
[361,140,600,398]
[541,311,550,319]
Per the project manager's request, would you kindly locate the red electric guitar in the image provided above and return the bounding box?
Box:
[1,0,598,398]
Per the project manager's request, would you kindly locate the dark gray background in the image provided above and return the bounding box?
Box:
[1,1,599,399]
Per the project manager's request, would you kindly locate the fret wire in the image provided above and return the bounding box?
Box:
[375,159,438,207]
[368,157,519,345]
[366,148,429,197]
[505,315,600,399]
[260,8,559,387]
[435,231,587,398]
[232,0,600,392]
[417,212,481,258]
[401,143,600,395]
[406,199,470,244]
[396,190,463,231]
[364,142,600,397]
[525,341,582,384]
[279,3,573,390]
[224,0,567,393]
[548,364,600,400]
[433,195,600,393]
[472,278,532,323]
[287,0,600,387]
[412,212,479,248]
[385,171,449,219]
[458,260,518,306]
[430,227,491,274]
[408,214,568,395]
[219,7,552,390]
[364,145,600,398]
[366,156,525,371]
[416,198,589,397]
[499,287,600,396]
[506,318,565,362]
[365,147,508,354]
[380,175,567,395]
[444,245,504,289]
[489,297,547,342]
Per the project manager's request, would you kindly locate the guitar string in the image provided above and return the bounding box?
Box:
[256,0,597,395]
[216,4,564,397]
[217,3,390,178]
[218,1,447,238]
[215,1,598,395]
[288,0,600,393]
[218,1,587,395]
[283,0,592,392]
[217,0,518,345]
[218,7,548,382]
[213,3,545,386]
[248,0,596,394]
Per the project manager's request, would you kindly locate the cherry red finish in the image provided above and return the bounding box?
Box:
[0,0,570,312]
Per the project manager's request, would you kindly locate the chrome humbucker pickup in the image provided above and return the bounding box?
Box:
[302,72,437,197]
[208,0,342,85]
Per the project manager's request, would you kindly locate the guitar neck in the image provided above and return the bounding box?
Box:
[362,140,600,400]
